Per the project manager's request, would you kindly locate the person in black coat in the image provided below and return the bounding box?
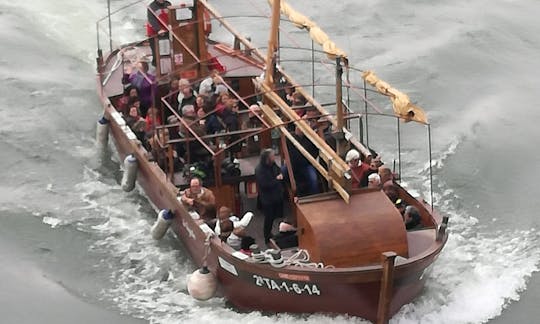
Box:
[255,149,284,243]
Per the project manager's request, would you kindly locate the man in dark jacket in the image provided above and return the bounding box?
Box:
[146,0,171,66]
[283,125,319,196]
[255,149,284,243]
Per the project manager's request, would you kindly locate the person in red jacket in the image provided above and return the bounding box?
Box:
[346,149,370,189]
[146,0,172,66]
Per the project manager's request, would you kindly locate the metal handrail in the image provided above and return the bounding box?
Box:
[97,0,145,52]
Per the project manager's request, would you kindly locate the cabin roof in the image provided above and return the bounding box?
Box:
[296,190,409,267]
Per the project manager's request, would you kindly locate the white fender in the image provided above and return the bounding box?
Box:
[121,155,138,192]
[187,267,217,301]
[96,116,109,156]
[151,209,174,240]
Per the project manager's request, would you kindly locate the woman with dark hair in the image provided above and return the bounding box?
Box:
[124,96,141,117]
[117,86,139,115]
[255,149,284,243]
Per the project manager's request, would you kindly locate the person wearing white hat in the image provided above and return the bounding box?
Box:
[367,173,381,188]
[346,149,369,189]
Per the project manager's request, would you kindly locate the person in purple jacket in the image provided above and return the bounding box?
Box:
[122,61,156,117]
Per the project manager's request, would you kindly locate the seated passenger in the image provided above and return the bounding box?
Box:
[284,83,295,107]
[240,236,256,256]
[117,86,139,115]
[165,77,179,120]
[125,106,146,141]
[382,181,399,203]
[180,177,216,222]
[213,207,254,235]
[291,92,307,117]
[198,70,220,97]
[178,104,209,162]
[361,159,380,187]
[218,219,234,243]
[203,101,224,135]
[272,222,298,249]
[378,166,393,185]
[194,94,206,112]
[122,61,156,116]
[148,128,171,170]
[345,149,369,189]
[222,99,239,131]
[196,107,207,129]
[125,97,141,118]
[404,205,422,230]
[214,92,230,116]
[214,207,254,250]
[367,173,381,188]
[145,106,162,135]
[178,78,197,112]
[371,154,383,168]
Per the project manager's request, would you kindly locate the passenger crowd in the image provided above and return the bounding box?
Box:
[119,61,249,174]
[119,61,421,251]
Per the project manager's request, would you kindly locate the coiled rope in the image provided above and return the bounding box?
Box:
[249,248,334,269]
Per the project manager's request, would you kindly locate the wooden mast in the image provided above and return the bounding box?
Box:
[264,0,281,87]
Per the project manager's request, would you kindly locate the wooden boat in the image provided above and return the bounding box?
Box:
[95,1,448,323]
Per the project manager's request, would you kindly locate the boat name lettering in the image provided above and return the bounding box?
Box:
[252,275,321,296]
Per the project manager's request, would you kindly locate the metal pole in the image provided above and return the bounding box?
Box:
[364,79,369,148]
[96,22,101,51]
[335,57,345,157]
[397,117,402,183]
[107,0,113,52]
[428,124,434,211]
[311,39,315,98]
[277,27,281,66]
[335,57,344,131]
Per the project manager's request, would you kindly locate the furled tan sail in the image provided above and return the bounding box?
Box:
[267,0,347,59]
[362,70,428,124]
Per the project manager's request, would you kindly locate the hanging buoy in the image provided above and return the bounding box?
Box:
[96,116,109,156]
[151,209,174,240]
[187,266,217,301]
[121,154,138,192]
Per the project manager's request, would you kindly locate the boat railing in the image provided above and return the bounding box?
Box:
[96,0,145,53]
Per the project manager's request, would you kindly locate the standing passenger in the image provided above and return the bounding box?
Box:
[255,149,284,243]
[122,61,156,116]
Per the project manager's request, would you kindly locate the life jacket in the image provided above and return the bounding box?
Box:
[146,7,170,37]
